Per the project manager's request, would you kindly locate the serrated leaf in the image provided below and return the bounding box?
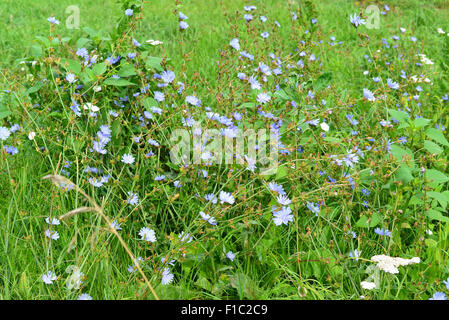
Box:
[75,38,91,49]
[146,56,163,71]
[26,82,44,94]
[425,128,449,147]
[426,209,449,223]
[60,58,82,75]
[142,97,158,110]
[91,62,107,76]
[0,104,10,119]
[275,166,288,180]
[390,145,414,164]
[273,89,290,101]
[413,117,430,128]
[388,109,409,123]
[424,140,443,155]
[117,63,137,77]
[313,72,332,91]
[427,191,448,209]
[425,169,449,185]
[356,213,381,228]
[395,165,413,184]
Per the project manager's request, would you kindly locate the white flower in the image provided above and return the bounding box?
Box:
[256,92,271,104]
[45,229,60,240]
[272,206,294,226]
[42,271,58,284]
[146,39,163,45]
[230,38,240,51]
[361,281,376,290]
[276,194,291,206]
[121,153,135,164]
[437,28,445,34]
[200,211,217,225]
[161,268,174,285]
[28,131,36,140]
[417,53,434,65]
[139,227,156,242]
[83,103,99,112]
[110,220,121,231]
[219,191,235,205]
[320,122,329,132]
[77,293,93,300]
[0,126,11,141]
[128,256,144,273]
[226,251,236,261]
[371,254,420,274]
[45,217,60,225]
[93,85,102,92]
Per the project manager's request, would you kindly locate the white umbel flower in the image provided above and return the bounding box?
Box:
[371,254,420,274]
[360,281,377,290]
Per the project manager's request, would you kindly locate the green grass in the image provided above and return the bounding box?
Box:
[1,0,449,300]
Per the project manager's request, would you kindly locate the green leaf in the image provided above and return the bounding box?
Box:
[80,68,96,84]
[146,56,163,71]
[195,277,213,292]
[273,89,290,101]
[395,165,413,184]
[424,140,443,155]
[82,27,97,38]
[355,213,381,228]
[425,238,437,247]
[238,102,256,110]
[323,136,342,143]
[313,72,332,91]
[229,273,261,299]
[26,82,44,95]
[425,128,449,147]
[34,36,50,47]
[388,109,409,123]
[91,63,107,76]
[30,45,42,57]
[117,63,137,77]
[75,38,91,49]
[427,191,448,209]
[425,169,449,185]
[142,97,158,110]
[412,117,430,128]
[390,145,414,164]
[426,209,449,223]
[103,78,136,86]
[275,166,288,180]
[0,104,10,119]
[60,58,82,75]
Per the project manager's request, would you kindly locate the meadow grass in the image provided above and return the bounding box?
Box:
[1,0,449,300]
